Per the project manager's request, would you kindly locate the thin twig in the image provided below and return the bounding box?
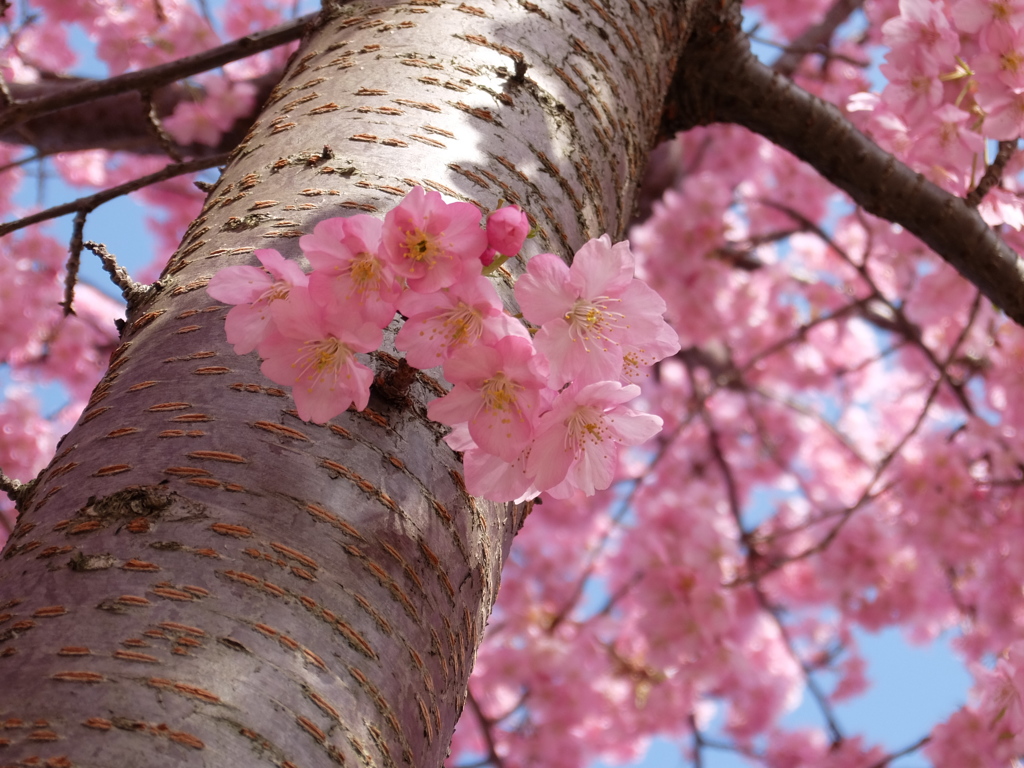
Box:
[548,416,694,629]
[754,35,867,69]
[466,687,506,768]
[736,296,870,379]
[750,386,873,468]
[0,12,316,135]
[758,198,977,415]
[62,209,87,315]
[0,468,30,507]
[689,713,704,768]
[767,292,983,570]
[140,90,184,162]
[866,734,931,768]
[965,140,1016,207]
[585,570,644,620]
[0,149,45,174]
[757,583,846,742]
[0,152,230,238]
[83,241,155,307]
[194,0,217,33]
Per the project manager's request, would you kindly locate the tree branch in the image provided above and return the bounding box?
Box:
[83,240,156,309]
[63,210,86,315]
[140,90,184,162]
[0,153,230,238]
[671,33,1024,327]
[0,70,12,108]
[0,12,315,136]
[466,687,507,768]
[773,0,864,77]
[690,372,846,742]
[866,734,931,768]
[0,72,282,155]
[965,139,1016,207]
[0,468,32,510]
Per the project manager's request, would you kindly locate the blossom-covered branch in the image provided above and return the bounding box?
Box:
[669,31,1024,327]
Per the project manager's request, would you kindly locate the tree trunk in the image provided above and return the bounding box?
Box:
[0,1,693,766]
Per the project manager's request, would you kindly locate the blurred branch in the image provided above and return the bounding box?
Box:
[757,198,978,416]
[0,12,315,136]
[689,714,704,768]
[965,140,1016,207]
[0,153,229,238]
[0,71,12,107]
[773,0,865,77]
[765,292,983,571]
[0,149,45,173]
[866,734,931,768]
[465,687,506,768]
[691,372,846,743]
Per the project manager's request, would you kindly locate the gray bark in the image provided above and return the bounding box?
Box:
[0,1,690,766]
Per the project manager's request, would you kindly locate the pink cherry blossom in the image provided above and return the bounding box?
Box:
[381,185,487,293]
[221,0,283,38]
[428,335,549,462]
[163,75,257,147]
[300,214,400,328]
[0,389,58,528]
[881,0,959,72]
[906,104,984,178]
[973,21,1024,89]
[442,424,539,503]
[486,204,530,256]
[620,321,683,383]
[952,0,1024,35]
[528,381,662,497]
[395,275,526,369]
[258,286,381,423]
[207,249,308,355]
[16,22,77,72]
[976,79,1024,139]
[515,236,679,386]
[879,59,946,125]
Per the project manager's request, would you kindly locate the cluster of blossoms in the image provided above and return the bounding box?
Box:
[846,0,1024,219]
[207,187,679,503]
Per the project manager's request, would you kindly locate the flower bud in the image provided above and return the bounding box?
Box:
[486,205,530,256]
